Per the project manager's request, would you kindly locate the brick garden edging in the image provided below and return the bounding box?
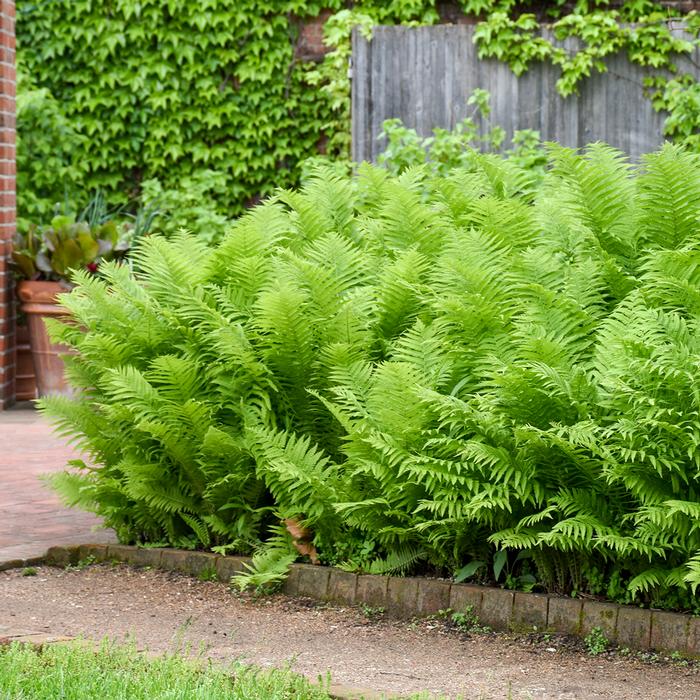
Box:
[4,543,699,658]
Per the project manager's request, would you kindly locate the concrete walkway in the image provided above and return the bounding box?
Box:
[0,407,115,562]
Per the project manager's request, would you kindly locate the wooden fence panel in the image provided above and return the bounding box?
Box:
[351,24,698,163]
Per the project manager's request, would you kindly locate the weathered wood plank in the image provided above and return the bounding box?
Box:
[351,24,696,163]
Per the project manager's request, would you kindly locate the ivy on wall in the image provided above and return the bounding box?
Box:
[16,1,700,221]
[466,2,700,106]
[16,69,87,228]
[16,0,440,219]
[17,0,339,216]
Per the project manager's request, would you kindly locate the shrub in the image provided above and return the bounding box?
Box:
[16,70,85,229]
[42,144,700,609]
[140,171,232,245]
[376,90,547,179]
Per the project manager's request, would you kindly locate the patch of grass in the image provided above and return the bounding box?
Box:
[0,640,332,699]
[584,627,609,656]
[21,567,38,577]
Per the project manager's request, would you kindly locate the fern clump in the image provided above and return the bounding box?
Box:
[42,144,700,608]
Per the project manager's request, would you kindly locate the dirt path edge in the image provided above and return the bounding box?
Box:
[5,542,697,660]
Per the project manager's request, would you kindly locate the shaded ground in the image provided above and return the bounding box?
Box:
[0,408,115,561]
[1,565,698,699]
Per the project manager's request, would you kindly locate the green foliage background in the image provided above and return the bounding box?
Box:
[18,1,700,224]
[16,70,85,229]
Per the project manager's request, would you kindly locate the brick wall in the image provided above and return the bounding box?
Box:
[0,1,14,410]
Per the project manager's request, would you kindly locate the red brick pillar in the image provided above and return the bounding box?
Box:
[0,1,14,409]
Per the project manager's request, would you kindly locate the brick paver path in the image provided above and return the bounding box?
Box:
[0,408,115,562]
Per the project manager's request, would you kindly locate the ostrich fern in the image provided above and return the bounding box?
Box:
[41,145,700,606]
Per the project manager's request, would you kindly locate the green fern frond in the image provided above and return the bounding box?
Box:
[365,545,425,575]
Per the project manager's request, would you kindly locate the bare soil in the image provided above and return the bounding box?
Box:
[1,564,698,699]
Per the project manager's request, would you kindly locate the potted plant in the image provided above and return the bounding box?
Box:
[12,210,134,397]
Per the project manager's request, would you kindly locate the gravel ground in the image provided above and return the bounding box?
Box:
[1,565,698,699]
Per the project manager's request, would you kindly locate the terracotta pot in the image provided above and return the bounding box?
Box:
[14,322,37,400]
[16,280,73,398]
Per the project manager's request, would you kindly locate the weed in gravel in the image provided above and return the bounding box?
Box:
[66,555,96,572]
[360,604,385,620]
[584,627,609,656]
[669,651,689,667]
[451,606,491,634]
[21,567,37,577]
[198,567,218,582]
[176,616,194,636]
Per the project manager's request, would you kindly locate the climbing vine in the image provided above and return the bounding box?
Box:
[16,0,443,220]
[466,1,700,144]
[324,1,700,153]
[16,1,700,222]
[469,2,700,98]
